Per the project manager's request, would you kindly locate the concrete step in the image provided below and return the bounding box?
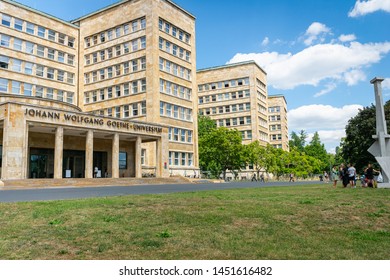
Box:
[0,176,193,189]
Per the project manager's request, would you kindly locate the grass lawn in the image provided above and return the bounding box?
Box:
[0,184,389,260]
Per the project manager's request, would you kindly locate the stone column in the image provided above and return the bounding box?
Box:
[156,138,162,177]
[111,133,119,178]
[54,126,63,179]
[135,136,142,178]
[85,130,93,179]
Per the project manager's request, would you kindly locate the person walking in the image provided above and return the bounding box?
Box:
[331,166,339,188]
[340,164,349,188]
[348,163,356,188]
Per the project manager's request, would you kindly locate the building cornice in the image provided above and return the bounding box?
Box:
[197,60,267,75]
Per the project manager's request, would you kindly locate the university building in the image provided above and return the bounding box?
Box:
[0,0,198,180]
[268,95,289,151]
[197,61,288,149]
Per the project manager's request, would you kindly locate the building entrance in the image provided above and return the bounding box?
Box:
[30,148,54,178]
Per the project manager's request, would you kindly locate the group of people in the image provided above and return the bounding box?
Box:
[329,163,381,188]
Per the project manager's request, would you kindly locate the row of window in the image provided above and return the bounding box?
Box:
[258,117,268,128]
[159,18,191,45]
[256,78,266,91]
[1,13,75,48]
[85,36,146,65]
[269,115,281,122]
[168,151,194,167]
[257,103,267,114]
[84,57,146,84]
[241,130,253,140]
[0,55,74,84]
[198,77,250,92]
[85,17,146,48]
[159,57,192,81]
[0,78,74,103]
[257,90,267,101]
[84,79,147,104]
[91,101,147,119]
[270,124,282,131]
[199,90,250,104]
[270,134,282,141]
[159,79,192,101]
[216,116,252,128]
[0,33,75,65]
[269,106,281,113]
[159,37,191,62]
[160,102,193,122]
[258,131,269,141]
[168,127,193,144]
[199,102,251,116]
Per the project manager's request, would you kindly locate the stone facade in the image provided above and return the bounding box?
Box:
[197,61,271,146]
[268,95,289,151]
[0,0,198,180]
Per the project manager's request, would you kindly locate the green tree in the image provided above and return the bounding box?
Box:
[245,141,267,178]
[305,131,328,173]
[198,115,216,138]
[199,127,244,180]
[289,130,307,152]
[342,101,390,171]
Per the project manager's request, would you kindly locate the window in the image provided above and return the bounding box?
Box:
[107,30,113,40]
[26,23,35,35]
[36,65,44,77]
[0,78,8,92]
[47,68,54,79]
[37,45,45,57]
[1,34,10,47]
[67,55,74,65]
[174,152,179,165]
[181,130,186,142]
[56,90,63,101]
[38,26,45,38]
[100,89,105,100]
[48,49,55,60]
[131,21,138,32]
[0,55,9,69]
[119,152,127,169]
[132,60,138,72]
[188,131,192,143]
[93,53,98,63]
[67,92,74,104]
[12,59,22,72]
[132,103,138,116]
[14,18,23,31]
[132,39,138,51]
[181,153,186,166]
[141,101,146,115]
[100,50,105,61]
[24,83,33,96]
[132,81,138,94]
[124,62,129,74]
[25,42,34,54]
[36,86,43,97]
[84,92,90,104]
[116,45,121,56]
[57,70,65,82]
[124,83,129,95]
[116,85,121,97]
[107,67,113,78]
[58,52,65,63]
[141,149,146,165]
[107,108,112,117]
[107,48,113,58]
[115,27,121,38]
[124,42,130,53]
[100,32,105,43]
[67,73,74,84]
[141,57,146,69]
[107,87,112,98]
[115,64,121,76]
[58,33,66,45]
[12,81,21,94]
[1,14,11,27]
[99,69,105,80]
[115,106,121,118]
[124,24,130,35]
[140,37,146,49]
[13,38,22,51]
[124,105,129,117]
[85,38,91,47]
[24,62,33,75]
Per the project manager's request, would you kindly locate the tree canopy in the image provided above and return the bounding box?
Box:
[341,100,390,172]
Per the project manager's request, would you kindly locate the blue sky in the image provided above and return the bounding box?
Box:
[14,0,390,152]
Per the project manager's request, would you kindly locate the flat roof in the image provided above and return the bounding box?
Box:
[2,0,79,28]
[71,0,195,23]
[268,94,287,104]
[197,60,267,75]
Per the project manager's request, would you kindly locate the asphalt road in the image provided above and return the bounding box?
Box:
[0,180,320,203]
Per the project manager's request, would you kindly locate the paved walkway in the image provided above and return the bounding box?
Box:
[0,180,319,203]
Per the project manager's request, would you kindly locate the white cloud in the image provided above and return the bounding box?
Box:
[314,83,337,97]
[344,69,367,86]
[228,41,390,90]
[288,104,364,152]
[303,22,331,46]
[261,37,270,47]
[339,34,357,42]
[382,78,390,89]
[349,0,390,17]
